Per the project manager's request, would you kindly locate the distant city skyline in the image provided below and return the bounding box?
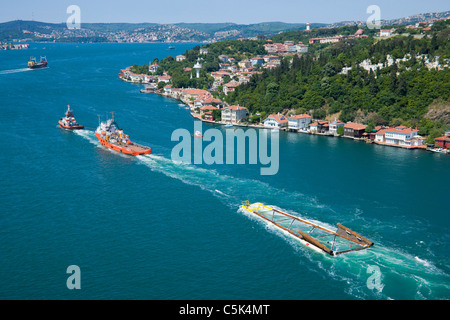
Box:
[2,0,449,24]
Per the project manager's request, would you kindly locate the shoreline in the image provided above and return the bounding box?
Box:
[125,77,447,155]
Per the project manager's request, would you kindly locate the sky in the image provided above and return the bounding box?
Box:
[1,0,449,24]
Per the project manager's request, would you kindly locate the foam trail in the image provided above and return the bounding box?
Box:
[0,68,33,75]
[73,137,450,300]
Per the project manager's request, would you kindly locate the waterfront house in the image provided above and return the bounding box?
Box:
[384,126,424,147]
[434,131,450,149]
[287,114,311,130]
[200,48,208,55]
[221,105,248,123]
[264,113,289,129]
[200,105,218,114]
[344,122,367,138]
[204,111,214,121]
[309,121,329,133]
[163,85,172,94]
[329,119,345,135]
[195,97,223,109]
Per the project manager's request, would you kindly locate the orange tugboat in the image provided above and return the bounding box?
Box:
[95,113,151,156]
[58,105,84,130]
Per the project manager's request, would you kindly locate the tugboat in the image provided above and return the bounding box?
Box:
[58,105,84,130]
[28,56,48,69]
[95,113,151,156]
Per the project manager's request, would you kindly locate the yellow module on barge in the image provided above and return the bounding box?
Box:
[240,202,374,256]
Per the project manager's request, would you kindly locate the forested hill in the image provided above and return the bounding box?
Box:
[226,19,450,137]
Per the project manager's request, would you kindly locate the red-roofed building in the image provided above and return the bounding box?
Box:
[434,132,450,149]
[344,122,367,138]
[264,113,289,129]
[288,114,311,130]
[221,105,248,123]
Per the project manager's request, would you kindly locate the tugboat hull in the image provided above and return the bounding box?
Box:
[95,132,151,156]
[58,120,84,130]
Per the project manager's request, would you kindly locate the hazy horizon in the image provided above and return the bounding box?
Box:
[1,0,449,25]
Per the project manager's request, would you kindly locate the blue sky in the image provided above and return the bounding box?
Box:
[1,0,449,24]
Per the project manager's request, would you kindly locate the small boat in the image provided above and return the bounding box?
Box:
[193,130,203,138]
[241,201,374,256]
[28,56,48,69]
[224,124,233,128]
[58,105,84,130]
[95,113,151,156]
[168,46,175,49]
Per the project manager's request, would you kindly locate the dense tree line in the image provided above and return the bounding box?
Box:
[227,20,450,137]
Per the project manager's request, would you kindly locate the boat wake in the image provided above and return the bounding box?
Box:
[72,130,450,299]
[136,154,450,300]
[0,68,33,75]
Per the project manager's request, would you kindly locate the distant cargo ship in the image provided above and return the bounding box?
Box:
[28,56,47,69]
[95,114,151,156]
[58,105,84,130]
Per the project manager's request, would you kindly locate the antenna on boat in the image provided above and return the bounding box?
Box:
[98,115,101,126]
[111,111,116,122]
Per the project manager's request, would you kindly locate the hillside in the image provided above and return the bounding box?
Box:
[0,20,325,42]
[225,19,450,140]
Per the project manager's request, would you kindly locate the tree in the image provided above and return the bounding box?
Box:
[337,126,344,135]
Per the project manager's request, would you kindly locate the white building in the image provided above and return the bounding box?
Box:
[375,126,424,147]
[288,114,311,130]
[264,113,289,129]
[384,127,423,147]
[328,119,345,135]
[221,105,248,123]
[176,55,186,62]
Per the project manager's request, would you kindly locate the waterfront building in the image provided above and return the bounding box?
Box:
[329,119,345,135]
[287,114,312,130]
[434,131,450,149]
[309,121,329,133]
[204,111,214,121]
[200,48,208,55]
[176,55,186,62]
[264,113,289,129]
[221,105,248,123]
[384,127,424,147]
[344,122,367,138]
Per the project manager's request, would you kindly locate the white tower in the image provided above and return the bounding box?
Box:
[306,23,311,31]
[193,58,202,79]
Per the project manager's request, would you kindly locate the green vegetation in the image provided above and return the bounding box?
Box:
[227,19,450,136]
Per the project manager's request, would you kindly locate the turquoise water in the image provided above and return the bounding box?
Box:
[0,43,449,300]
